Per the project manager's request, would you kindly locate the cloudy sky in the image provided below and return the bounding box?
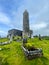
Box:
[0,0,49,37]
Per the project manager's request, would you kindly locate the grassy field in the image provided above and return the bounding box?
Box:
[0,38,49,65]
[0,38,9,42]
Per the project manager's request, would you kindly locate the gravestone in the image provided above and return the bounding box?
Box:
[39,34,41,40]
[23,38,27,44]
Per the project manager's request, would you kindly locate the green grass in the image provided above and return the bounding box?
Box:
[0,38,9,42]
[0,38,49,65]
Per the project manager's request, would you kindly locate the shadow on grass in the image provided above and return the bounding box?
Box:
[2,61,9,65]
[0,57,9,65]
[31,56,49,65]
[40,56,49,65]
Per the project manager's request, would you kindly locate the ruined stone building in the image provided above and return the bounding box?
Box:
[8,10,33,38]
[8,29,22,38]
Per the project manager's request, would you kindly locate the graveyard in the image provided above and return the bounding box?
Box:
[0,0,49,64]
[0,10,49,65]
[0,37,49,65]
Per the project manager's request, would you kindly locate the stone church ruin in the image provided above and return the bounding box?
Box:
[8,10,33,39]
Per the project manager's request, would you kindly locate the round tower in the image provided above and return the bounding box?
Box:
[23,10,30,38]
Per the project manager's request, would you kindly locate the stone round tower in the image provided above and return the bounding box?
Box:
[23,10,30,38]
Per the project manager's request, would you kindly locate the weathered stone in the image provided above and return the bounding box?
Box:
[8,29,22,38]
[22,46,43,60]
[0,40,11,45]
[39,34,41,40]
[23,10,30,38]
[23,38,27,44]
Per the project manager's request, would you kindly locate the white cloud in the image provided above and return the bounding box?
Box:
[11,0,49,26]
[0,12,14,28]
[30,22,47,30]
[0,30,7,37]
[0,0,49,36]
[0,12,10,25]
[0,30,6,34]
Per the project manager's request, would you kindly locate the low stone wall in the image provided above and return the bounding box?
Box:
[0,40,12,45]
[22,46,43,60]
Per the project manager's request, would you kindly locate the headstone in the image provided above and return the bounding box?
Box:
[23,38,27,44]
[39,34,41,40]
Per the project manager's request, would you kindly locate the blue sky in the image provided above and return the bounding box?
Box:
[0,0,49,37]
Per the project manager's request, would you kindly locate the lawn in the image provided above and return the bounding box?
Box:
[0,38,49,65]
[0,38,9,42]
